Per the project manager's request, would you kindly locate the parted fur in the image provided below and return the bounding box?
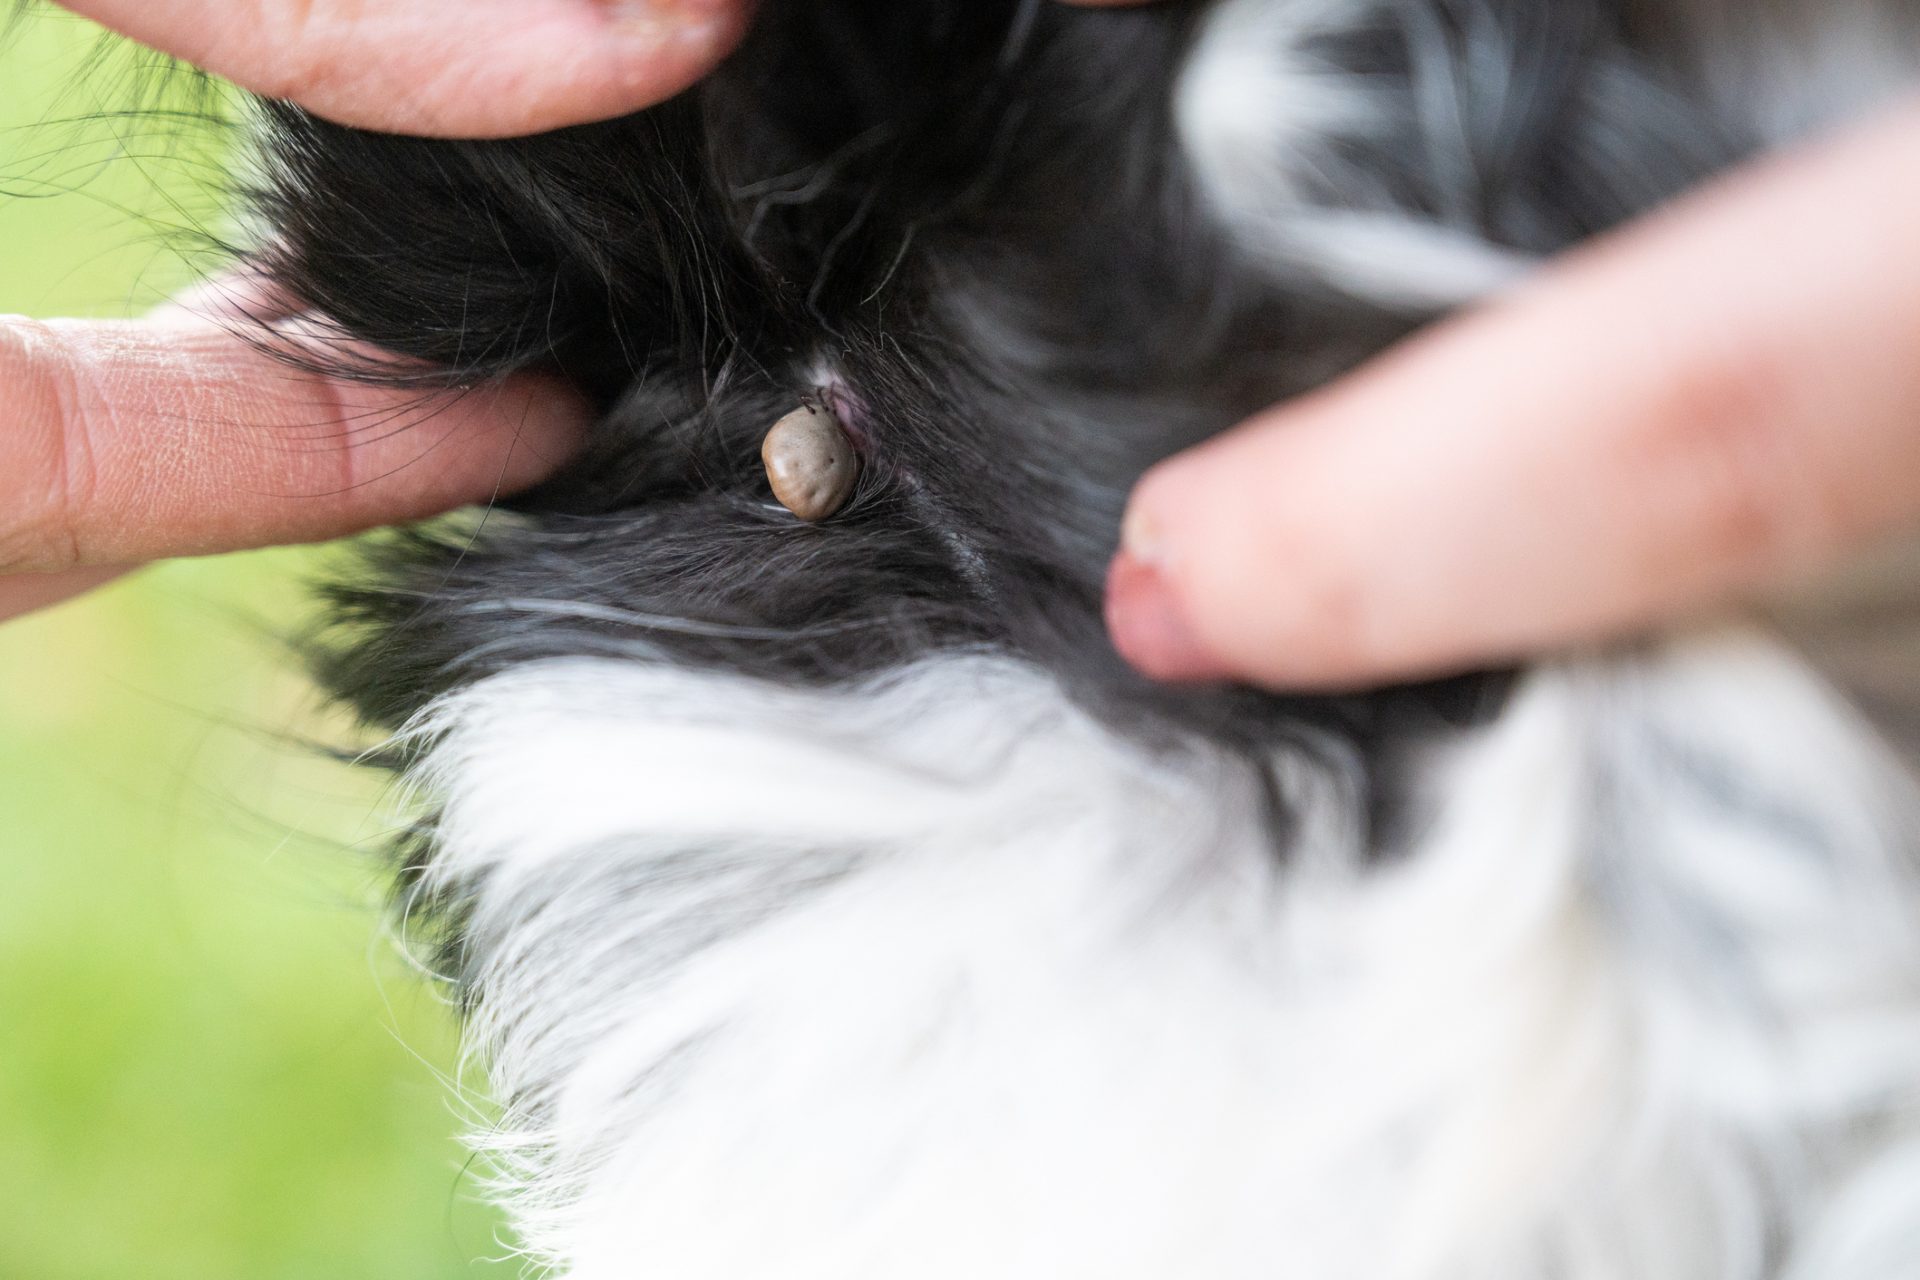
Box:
[248,2,1920,1275]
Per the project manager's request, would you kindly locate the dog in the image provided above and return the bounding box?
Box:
[243,2,1920,1274]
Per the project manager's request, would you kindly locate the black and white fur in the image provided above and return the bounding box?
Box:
[243,2,1920,1274]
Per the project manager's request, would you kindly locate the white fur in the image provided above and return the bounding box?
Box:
[1176,0,1920,310]
[1633,0,1920,144]
[1175,0,1534,308]
[383,6,1920,1272]
[400,628,1920,1278]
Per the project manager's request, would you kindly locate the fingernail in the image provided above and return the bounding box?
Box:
[1105,550,1224,682]
[1121,501,1166,566]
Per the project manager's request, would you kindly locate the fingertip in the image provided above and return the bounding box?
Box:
[476,373,595,493]
[311,371,593,537]
[373,373,592,507]
[1109,442,1273,683]
[524,0,755,133]
[1109,408,1414,692]
[96,0,758,139]
[1104,548,1227,682]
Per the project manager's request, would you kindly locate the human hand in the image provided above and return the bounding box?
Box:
[3,0,1171,623]
[1106,96,1920,690]
[59,0,755,138]
[59,0,1152,139]
[0,283,584,621]
[7,0,759,621]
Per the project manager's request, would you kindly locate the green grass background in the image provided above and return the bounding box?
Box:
[0,9,517,1277]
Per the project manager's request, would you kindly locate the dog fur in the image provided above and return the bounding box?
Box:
[244,2,1920,1274]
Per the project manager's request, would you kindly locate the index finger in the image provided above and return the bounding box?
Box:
[1109,96,1920,689]
[0,312,586,575]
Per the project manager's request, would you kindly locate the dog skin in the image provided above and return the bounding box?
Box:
[224,1,1920,1274]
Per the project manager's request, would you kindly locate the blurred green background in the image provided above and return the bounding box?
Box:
[0,8,515,1277]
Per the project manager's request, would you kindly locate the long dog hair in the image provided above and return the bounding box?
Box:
[242,2,1920,1274]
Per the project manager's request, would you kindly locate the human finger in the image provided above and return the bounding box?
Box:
[0,312,586,576]
[1108,97,1920,688]
[62,0,753,138]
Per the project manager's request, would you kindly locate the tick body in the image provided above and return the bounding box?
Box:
[762,405,860,521]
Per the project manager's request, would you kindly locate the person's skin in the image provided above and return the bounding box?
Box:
[1105,94,1920,689]
[5,0,1918,696]
[1,0,763,623]
[71,0,759,140]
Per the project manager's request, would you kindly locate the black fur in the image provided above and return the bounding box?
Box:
[252,0,1746,905]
